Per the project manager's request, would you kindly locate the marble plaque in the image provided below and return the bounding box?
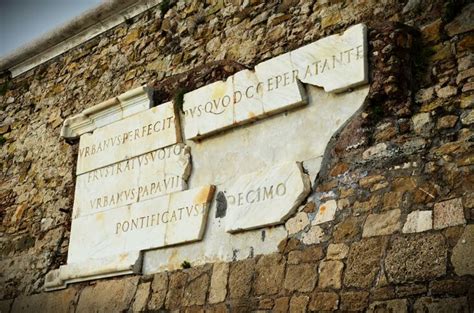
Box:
[67,185,215,264]
[73,144,191,219]
[224,162,311,233]
[77,101,180,175]
[182,23,367,140]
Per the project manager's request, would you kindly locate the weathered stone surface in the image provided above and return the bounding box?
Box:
[385,233,447,283]
[340,291,369,311]
[461,109,474,125]
[333,217,362,242]
[313,200,337,225]
[367,299,407,313]
[433,198,466,229]
[412,112,432,135]
[132,282,151,312]
[437,115,458,129]
[76,101,180,174]
[73,144,191,218]
[430,279,472,296]
[287,246,324,264]
[445,3,474,36]
[254,253,285,295]
[309,292,339,311]
[289,295,309,313]
[301,226,326,245]
[286,212,310,235]
[0,300,13,313]
[273,297,290,313]
[362,209,401,237]
[149,272,168,310]
[76,277,138,313]
[344,237,385,288]
[326,243,349,260]
[413,297,469,313]
[318,260,343,289]
[228,259,255,299]
[11,288,77,313]
[209,262,229,304]
[284,264,317,292]
[396,284,427,297]
[165,272,188,310]
[225,162,310,233]
[451,225,474,276]
[183,272,209,306]
[402,210,432,233]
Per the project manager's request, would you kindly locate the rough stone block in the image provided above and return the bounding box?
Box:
[413,297,469,313]
[11,288,77,313]
[286,212,310,235]
[183,272,209,306]
[132,282,151,312]
[287,246,324,264]
[326,243,349,260]
[313,200,337,225]
[301,226,326,245]
[367,299,407,313]
[433,198,466,229]
[228,259,255,299]
[333,217,362,242]
[344,237,385,288]
[412,112,432,136]
[451,225,474,276]
[362,209,401,237]
[284,263,317,292]
[385,233,447,284]
[273,297,290,313]
[318,260,344,289]
[254,253,285,296]
[309,292,339,311]
[209,262,229,304]
[289,295,309,313]
[76,277,139,313]
[149,272,168,310]
[340,291,369,311]
[165,272,188,310]
[402,210,432,233]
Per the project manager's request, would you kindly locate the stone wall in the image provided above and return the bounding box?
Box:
[0,0,473,312]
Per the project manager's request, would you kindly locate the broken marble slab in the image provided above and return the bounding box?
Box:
[182,23,367,140]
[223,162,311,233]
[72,144,191,219]
[291,23,368,93]
[76,101,180,175]
[67,185,215,265]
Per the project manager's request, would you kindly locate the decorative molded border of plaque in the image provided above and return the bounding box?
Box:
[61,85,152,139]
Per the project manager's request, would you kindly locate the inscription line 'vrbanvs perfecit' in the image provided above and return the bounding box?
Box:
[79,116,175,159]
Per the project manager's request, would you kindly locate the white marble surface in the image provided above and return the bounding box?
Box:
[76,101,180,174]
[73,144,190,219]
[143,84,370,274]
[223,162,311,233]
[67,185,215,265]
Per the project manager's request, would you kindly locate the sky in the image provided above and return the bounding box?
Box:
[0,0,103,57]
